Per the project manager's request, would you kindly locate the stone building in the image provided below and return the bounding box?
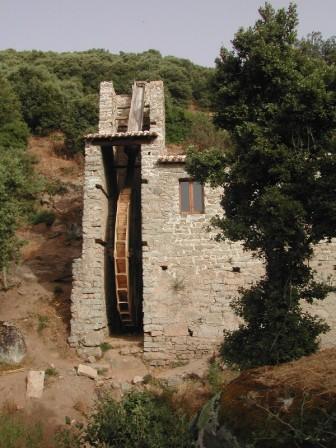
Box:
[69,80,336,365]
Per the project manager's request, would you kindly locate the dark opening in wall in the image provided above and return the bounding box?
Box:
[103,145,143,335]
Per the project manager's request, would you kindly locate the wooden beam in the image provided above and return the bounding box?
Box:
[128,82,145,132]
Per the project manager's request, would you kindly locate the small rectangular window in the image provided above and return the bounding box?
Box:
[180,181,190,212]
[179,180,204,214]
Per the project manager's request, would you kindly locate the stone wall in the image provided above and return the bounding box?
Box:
[69,82,119,357]
[305,241,336,347]
[69,143,110,357]
[99,81,116,134]
[141,153,336,365]
[70,79,336,365]
[140,81,264,365]
[141,162,264,365]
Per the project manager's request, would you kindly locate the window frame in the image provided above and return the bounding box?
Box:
[179,179,205,215]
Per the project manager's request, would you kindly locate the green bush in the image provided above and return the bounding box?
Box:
[166,100,192,144]
[31,210,55,227]
[0,75,38,272]
[99,342,112,353]
[45,367,58,377]
[207,360,223,394]
[0,413,43,448]
[37,314,49,333]
[85,391,194,448]
[183,111,232,152]
[9,65,65,135]
[44,179,68,196]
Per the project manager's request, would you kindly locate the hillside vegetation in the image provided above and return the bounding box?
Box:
[0,76,38,276]
[0,49,214,152]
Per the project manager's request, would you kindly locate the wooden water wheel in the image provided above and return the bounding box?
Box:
[114,186,134,326]
[113,82,145,327]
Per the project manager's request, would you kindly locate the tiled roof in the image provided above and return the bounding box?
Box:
[85,131,158,139]
[157,155,186,163]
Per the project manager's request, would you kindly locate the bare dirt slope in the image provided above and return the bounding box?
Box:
[0,136,209,429]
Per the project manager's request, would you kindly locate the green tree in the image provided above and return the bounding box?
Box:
[61,90,98,155]
[9,65,65,134]
[0,76,37,276]
[186,3,336,368]
[0,48,213,148]
[300,32,336,65]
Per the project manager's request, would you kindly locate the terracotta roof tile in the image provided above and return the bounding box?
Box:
[157,155,186,163]
[86,131,158,139]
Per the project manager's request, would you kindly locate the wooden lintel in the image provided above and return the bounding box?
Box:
[88,137,156,146]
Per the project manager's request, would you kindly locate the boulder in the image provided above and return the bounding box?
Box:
[0,321,27,365]
[77,364,98,379]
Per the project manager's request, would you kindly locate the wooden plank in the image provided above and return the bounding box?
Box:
[117,274,127,289]
[116,242,126,258]
[114,184,135,327]
[89,136,156,146]
[116,259,126,273]
[119,303,129,311]
[128,82,145,132]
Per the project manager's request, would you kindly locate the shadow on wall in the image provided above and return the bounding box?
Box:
[102,146,143,335]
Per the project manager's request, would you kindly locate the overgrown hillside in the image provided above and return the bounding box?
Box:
[0,49,214,152]
[0,75,38,275]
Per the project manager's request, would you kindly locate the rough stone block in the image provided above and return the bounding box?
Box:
[81,330,105,347]
[77,364,98,379]
[151,330,163,336]
[0,322,27,365]
[27,371,45,399]
[164,324,188,337]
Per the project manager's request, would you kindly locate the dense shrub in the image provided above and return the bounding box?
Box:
[9,66,65,135]
[0,75,38,273]
[31,210,56,227]
[0,49,213,153]
[0,412,44,448]
[166,100,192,144]
[84,391,194,448]
[55,391,194,448]
[183,111,232,152]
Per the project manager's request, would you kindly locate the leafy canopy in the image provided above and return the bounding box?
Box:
[0,49,213,152]
[0,75,37,272]
[187,2,336,368]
